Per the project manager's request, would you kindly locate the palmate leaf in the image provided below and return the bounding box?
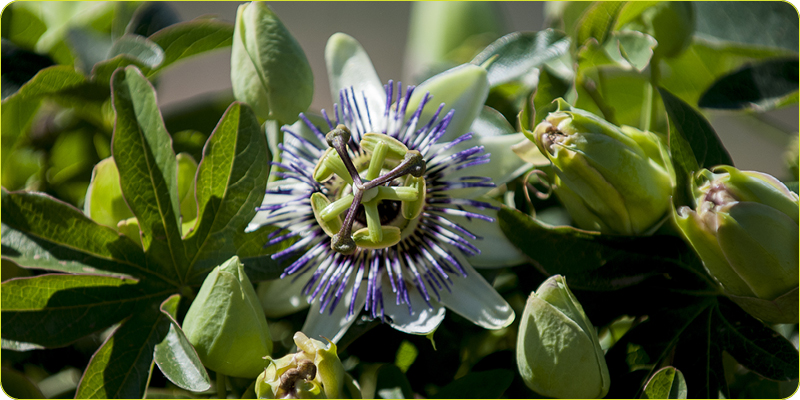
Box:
[641,367,687,399]
[1,273,172,348]
[497,207,710,291]
[1,189,167,281]
[111,66,188,281]
[183,102,271,284]
[75,296,175,399]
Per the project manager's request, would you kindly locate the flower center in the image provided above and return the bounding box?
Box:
[311,125,427,255]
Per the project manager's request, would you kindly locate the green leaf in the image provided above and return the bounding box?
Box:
[642,367,687,399]
[1,189,165,281]
[91,55,152,87]
[661,38,792,106]
[153,295,212,392]
[604,300,716,398]
[2,5,48,50]
[471,29,570,87]
[148,19,234,75]
[111,66,187,281]
[431,369,513,399]
[658,87,733,169]
[698,59,798,110]
[574,1,625,47]
[578,31,657,72]
[107,34,165,69]
[694,2,798,52]
[3,65,88,101]
[75,297,173,398]
[715,298,799,381]
[670,306,726,399]
[184,102,270,283]
[0,274,163,348]
[497,206,708,290]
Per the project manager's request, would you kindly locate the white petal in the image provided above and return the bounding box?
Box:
[325,33,385,124]
[246,180,308,232]
[511,138,550,165]
[257,277,311,318]
[436,256,515,329]
[301,282,367,344]
[407,64,489,142]
[383,279,446,335]
[442,198,527,268]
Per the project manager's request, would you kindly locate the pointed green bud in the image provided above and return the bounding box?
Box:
[516,275,610,399]
[182,256,272,378]
[531,99,674,235]
[231,2,313,122]
[255,332,361,399]
[673,166,799,323]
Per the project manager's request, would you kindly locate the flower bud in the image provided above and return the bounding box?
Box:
[530,99,674,235]
[516,275,610,399]
[673,166,799,323]
[231,2,313,123]
[183,256,272,378]
[255,332,360,399]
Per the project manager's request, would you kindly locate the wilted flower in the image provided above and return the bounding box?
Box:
[673,166,799,323]
[528,99,674,235]
[516,275,610,399]
[182,256,273,378]
[248,33,525,342]
[231,2,313,123]
[255,332,360,399]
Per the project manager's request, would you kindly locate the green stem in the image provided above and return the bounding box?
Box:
[644,56,661,132]
[217,373,227,399]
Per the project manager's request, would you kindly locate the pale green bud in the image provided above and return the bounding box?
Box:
[183,256,273,378]
[517,275,610,399]
[674,166,799,323]
[231,2,313,123]
[530,99,674,235]
[255,332,361,399]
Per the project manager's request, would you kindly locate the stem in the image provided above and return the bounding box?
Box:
[216,373,227,399]
[644,56,661,132]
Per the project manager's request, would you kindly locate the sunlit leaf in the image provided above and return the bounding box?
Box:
[148,19,234,75]
[574,2,625,47]
[75,296,173,399]
[694,2,799,52]
[107,34,164,69]
[183,102,270,283]
[698,59,798,110]
[1,189,160,280]
[642,367,687,399]
[111,66,187,281]
[471,29,570,87]
[0,273,158,348]
[153,295,211,392]
[658,87,733,169]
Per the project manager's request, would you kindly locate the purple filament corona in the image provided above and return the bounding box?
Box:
[257,81,496,321]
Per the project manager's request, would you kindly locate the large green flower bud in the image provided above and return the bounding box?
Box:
[231,2,313,123]
[517,275,610,399]
[673,166,799,323]
[255,332,360,399]
[529,99,674,235]
[183,256,273,378]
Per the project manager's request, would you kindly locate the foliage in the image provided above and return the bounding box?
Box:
[2,2,798,399]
